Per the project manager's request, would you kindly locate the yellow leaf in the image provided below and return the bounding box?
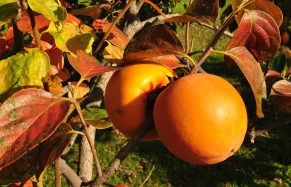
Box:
[103,41,124,64]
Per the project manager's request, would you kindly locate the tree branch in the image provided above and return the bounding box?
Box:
[86,115,155,186]
[27,7,41,48]
[60,158,82,187]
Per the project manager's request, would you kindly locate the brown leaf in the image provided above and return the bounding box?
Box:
[265,70,281,92]
[68,82,90,99]
[224,46,266,118]
[0,88,70,170]
[0,123,72,184]
[226,10,280,63]
[231,0,283,27]
[124,24,184,63]
[271,80,291,97]
[137,55,183,69]
[70,4,111,20]
[186,0,219,23]
[67,50,119,80]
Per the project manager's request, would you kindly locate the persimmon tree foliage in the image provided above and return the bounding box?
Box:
[0,0,289,186]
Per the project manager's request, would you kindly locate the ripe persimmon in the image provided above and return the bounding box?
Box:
[153,73,247,165]
[105,62,175,140]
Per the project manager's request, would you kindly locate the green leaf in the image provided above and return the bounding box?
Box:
[0,48,50,99]
[0,0,18,23]
[45,21,95,55]
[71,107,112,129]
[27,0,67,22]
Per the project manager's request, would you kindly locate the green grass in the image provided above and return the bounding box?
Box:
[42,126,291,187]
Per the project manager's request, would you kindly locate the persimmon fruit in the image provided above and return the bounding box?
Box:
[153,73,248,165]
[105,62,175,140]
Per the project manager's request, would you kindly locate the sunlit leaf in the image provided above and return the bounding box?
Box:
[0,88,70,170]
[71,107,112,129]
[186,0,219,23]
[44,21,95,55]
[67,50,118,80]
[223,46,266,118]
[124,24,184,64]
[68,82,89,99]
[0,0,18,22]
[226,10,281,63]
[270,80,291,97]
[17,12,50,35]
[70,4,110,20]
[138,55,183,69]
[27,0,67,22]
[93,19,129,48]
[0,123,72,184]
[231,0,283,27]
[103,41,124,64]
[41,75,63,95]
[0,49,50,99]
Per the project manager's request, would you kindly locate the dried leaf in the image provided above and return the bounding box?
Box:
[271,80,291,97]
[231,0,283,27]
[27,0,67,22]
[0,123,72,184]
[223,46,266,118]
[67,50,118,80]
[103,41,124,64]
[0,88,70,170]
[186,0,219,23]
[70,4,110,20]
[124,24,184,63]
[0,49,50,99]
[226,10,281,63]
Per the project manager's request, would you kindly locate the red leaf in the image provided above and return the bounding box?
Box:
[0,88,70,170]
[0,123,72,184]
[271,80,291,97]
[67,50,118,80]
[226,10,280,63]
[124,24,184,63]
[231,0,283,27]
[93,19,129,48]
[224,46,266,118]
[45,46,64,72]
[17,12,50,35]
[60,0,73,8]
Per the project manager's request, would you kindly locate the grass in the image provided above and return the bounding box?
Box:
[42,125,291,187]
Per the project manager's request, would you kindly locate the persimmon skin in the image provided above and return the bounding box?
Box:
[105,62,174,140]
[153,73,248,165]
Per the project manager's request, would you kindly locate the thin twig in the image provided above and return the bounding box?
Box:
[185,0,193,53]
[68,83,103,177]
[189,0,253,74]
[190,11,236,74]
[54,158,62,187]
[94,0,136,55]
[85,115,155,187]
[12,19,24,52]
[139,165,155,187]
[27,7,41,48]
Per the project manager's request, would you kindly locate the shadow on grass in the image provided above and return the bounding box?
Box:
[132,125,291,186]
